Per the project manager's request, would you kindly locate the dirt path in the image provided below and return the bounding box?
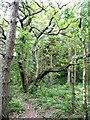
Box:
[20,97,53,118]
[21,102,38,118]
[9,93,51,118]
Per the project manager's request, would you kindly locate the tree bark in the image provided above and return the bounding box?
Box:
[67,46,71,84]
[79,8,87,120]
[71,65,75,114]
[67,68,71,84]
[82,40,87,120]
[0,55,2,120]
[17,36,29,93]
[74,48,77,84]
[49,54,53,84]
[28,50,90,89]
[87,2,90,119]
[33,63,71,84]
[35,47,39,78]
[2,2,18,119]
[18,60,28,93]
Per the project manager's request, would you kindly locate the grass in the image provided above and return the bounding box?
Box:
[9,82,88,118]
[9,84,25,116]
[9,99,25,117]
[28,83,84,118]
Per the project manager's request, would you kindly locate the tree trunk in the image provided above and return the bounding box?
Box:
[82,40,87,120]
[35,47,39,78]
[74,48,77,84]
[2,2,18,119]
[67,47,71,84]
[0,55,2,120]
[49,54,53,84]
[87,2,90,119]
[17,36,29,93]
[71,65,75,114]
[79,8,87,119]
[18,60,28,93]
[40,57,43,73]
[67,68,71,85]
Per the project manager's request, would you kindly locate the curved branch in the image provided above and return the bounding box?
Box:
[29,53,90,85]
[34,63,71,83]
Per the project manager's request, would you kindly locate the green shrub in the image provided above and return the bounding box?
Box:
[87,104,90,118]
[9,100,24,114]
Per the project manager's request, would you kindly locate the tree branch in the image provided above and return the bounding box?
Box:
[37,11,57,39]
[35,63,71,80]
[30,52,90,85]
[56,2,70,9]
[0,26,6,40]
[0,52,4,56]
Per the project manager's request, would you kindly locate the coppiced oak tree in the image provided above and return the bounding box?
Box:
[2,1,18,119]
[13,0,88,88]
[14,1,76,89]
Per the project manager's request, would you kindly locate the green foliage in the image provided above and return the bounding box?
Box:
[28,83,84,118]
[4,0,88,118]
[9,100,24,114]
[9,83,25,116]
[87,104,90,118]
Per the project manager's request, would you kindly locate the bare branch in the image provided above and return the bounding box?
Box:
[3,19,9,24]
[32,30,38,39]
[0,26,6,40]
[0,38,6,43]
[56,2,70,9]
[37,11,57,39]
[60,32,72,38]
[18,3,45,27]
[45,20,77,36]
[30,26,41,33]
[33,0,45,11]
[60,23,71,31]
[0,52,4,56]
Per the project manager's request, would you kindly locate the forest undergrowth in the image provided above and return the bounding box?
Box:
[9,81,87,119]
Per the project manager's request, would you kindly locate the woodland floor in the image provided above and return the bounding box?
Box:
[21,100,39,118]
[20,97,54,118]
[9,94,39,118]
[9,93,53,118]
[9,84,86,119]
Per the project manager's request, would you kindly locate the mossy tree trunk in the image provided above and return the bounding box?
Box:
[18,59,28,93]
